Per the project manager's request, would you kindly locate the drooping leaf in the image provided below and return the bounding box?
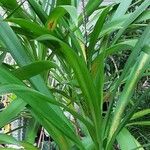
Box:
[0,17,72,129]
[6,18,52,37]
[0,61,74,148]
[12,60,57,80]
[0,83,85,149]
[36,34,102,145]
[46,5,78,30]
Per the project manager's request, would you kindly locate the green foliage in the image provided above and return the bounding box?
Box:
[0,0,149,149]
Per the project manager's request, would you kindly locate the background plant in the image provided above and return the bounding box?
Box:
[0,0,149,149]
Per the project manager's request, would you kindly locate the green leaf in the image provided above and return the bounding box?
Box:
[113,0,150,44]
[99,20,123,38]
[0,52,6,64]
[0,17,68,121]
[36,34,102,146]
[56,0,71,6]
[88,6,110,65]
[78,0,103,25]
[112,0,132,20]
[0,0,18,11]
[136,10,150,23]
[25,118,40,144]
[127,121,150,126]
[0,17,33,66]
[6,18,52,37]
[101,10,150,39]
[131,109,150,120]
[0,135,39,150]
[104,89,150,150]
[0,98,26,128]
[105,39,137,56]
[21,142,39,150]
[0,83,85,149]
[109,25,150,99]
[30,110,72,150]
[117,128,144,150]
[46,5,78,30]
[82,136,95,150]
[0,0,27,19]
[0,134,20,145]
[12,60,57,80]
[0,64,75,148]
[27,0,48,24]
[107,46,150,148]
[60,5,78,26]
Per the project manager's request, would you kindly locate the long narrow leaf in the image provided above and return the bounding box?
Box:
[12,60,56,80]
[36,34,103,146]
[107,46,150,148]
[113,0,150,44]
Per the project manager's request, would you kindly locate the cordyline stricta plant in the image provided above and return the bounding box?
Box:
[0,0,150,149]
